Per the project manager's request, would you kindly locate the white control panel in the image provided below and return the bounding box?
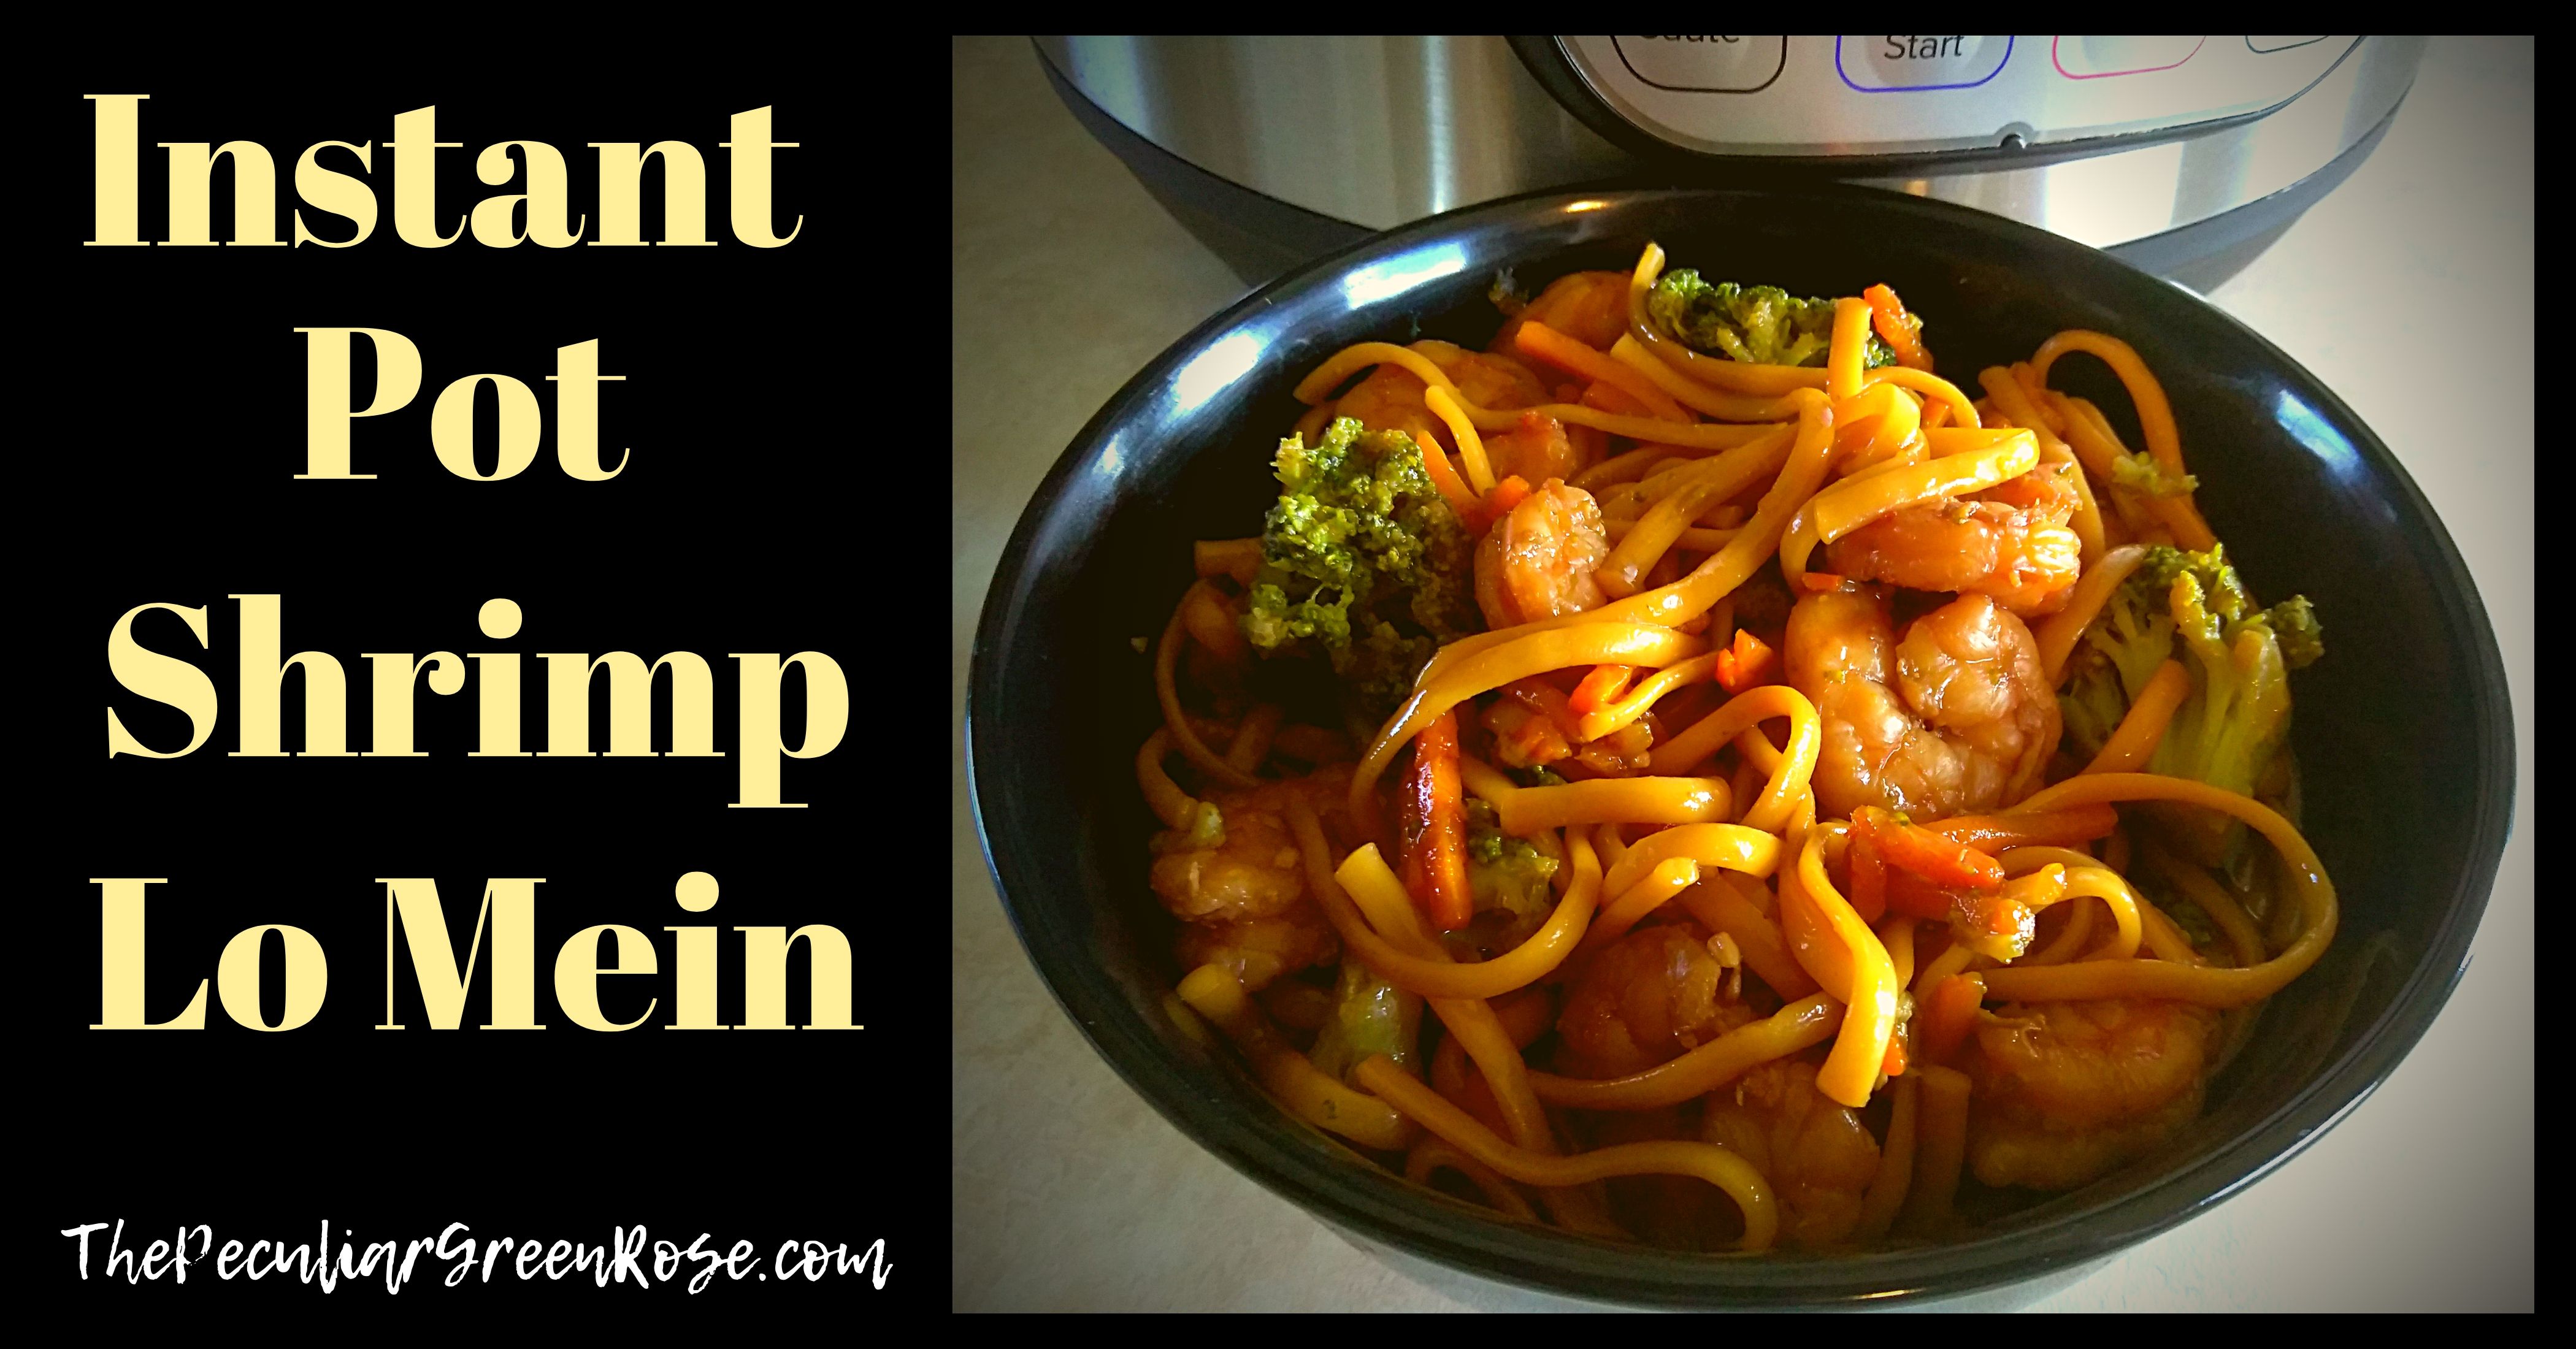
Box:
[1557,36,2355,155]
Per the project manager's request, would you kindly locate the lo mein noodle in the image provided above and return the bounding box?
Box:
[1135,243,2328,1252]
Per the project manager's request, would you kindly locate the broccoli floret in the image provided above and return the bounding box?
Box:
[1446,796,1562,955]
[2132,871,2221,953]
[1241,418,1479,719]
[2129,867,2242,959]
[2059,566,2178,760]
[1464,795,1509,863]
[1647,269,1895,369]
[2058,544,2325,868]
[2109,451,2200,499]
[1346,619,1434,725]
[2265,594,2325,670]
[1306,958,1422,1085]
[1145,800,1226,855]
[2164,896,2221,952]
[1463,796,1561,920]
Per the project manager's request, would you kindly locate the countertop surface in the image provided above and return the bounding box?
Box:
[953,35,2534,1312]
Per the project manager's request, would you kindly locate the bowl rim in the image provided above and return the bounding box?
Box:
[966,182,2515,1307]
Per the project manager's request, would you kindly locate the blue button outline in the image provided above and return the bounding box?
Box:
[1834,35,2014,93]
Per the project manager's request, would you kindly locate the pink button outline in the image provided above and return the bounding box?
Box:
[2050,35,2206,79]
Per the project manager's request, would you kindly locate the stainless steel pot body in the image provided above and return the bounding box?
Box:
[1037,36,2421,251]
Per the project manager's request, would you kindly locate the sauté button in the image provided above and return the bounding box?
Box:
[1612,36,1787,92]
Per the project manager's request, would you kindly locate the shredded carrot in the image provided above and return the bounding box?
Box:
[1713,629,1777,693]
[1516,319,1692,421]
[1917,973,1985,1067]
[1883,867,1959,922]
[1580,380,1654,418]
[1847,830,1888,925]
[1399,711,1473,931]
[1498,676,1587,743]
[1430,1034,1514,1139]
[1858,806,2006,890]
[1192,538,1264,585]
[1799,571,1849,592]
[1568,664,1636,714]
[1484,473,1533,522]
[1180,583,1247,663]
[1412,428,1485,527]
[1928,805,2120,852]
[1881,1032,1909,1079]
[1862,283,1934,372]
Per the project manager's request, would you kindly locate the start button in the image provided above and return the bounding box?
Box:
[1836,36,2013,91]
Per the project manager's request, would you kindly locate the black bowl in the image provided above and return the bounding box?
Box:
[967,186,2512,1307]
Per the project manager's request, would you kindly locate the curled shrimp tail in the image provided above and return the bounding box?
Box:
[1785,587,2060,819]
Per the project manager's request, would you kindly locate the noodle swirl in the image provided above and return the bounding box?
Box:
[1132,240,2334,1253]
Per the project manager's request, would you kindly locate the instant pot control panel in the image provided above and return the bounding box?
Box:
[1542,36,2358,161]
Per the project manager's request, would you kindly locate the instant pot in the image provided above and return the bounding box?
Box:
[1035,36,2422,289]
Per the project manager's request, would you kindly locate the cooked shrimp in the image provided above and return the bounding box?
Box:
[1330,362,1446,451]
[1701,1058,1883,1249]
[1430,341,1552,410]
[1494,270,1633,353]
[1151,766,1353,991]
[1976,458,2083,519]
[1481,695,1575,769]
[1475,480,1611,629]
[1555,924,1760,1079]
[1785,586,2060,819]
[1174,913,1341,996]
[1961,998,2217,1190]
[1575,720,1660,776]
[1824,466,2083,616]
[1333,340,1551,455]
[1484,410,1584,485]
[1480,678,1658,776]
